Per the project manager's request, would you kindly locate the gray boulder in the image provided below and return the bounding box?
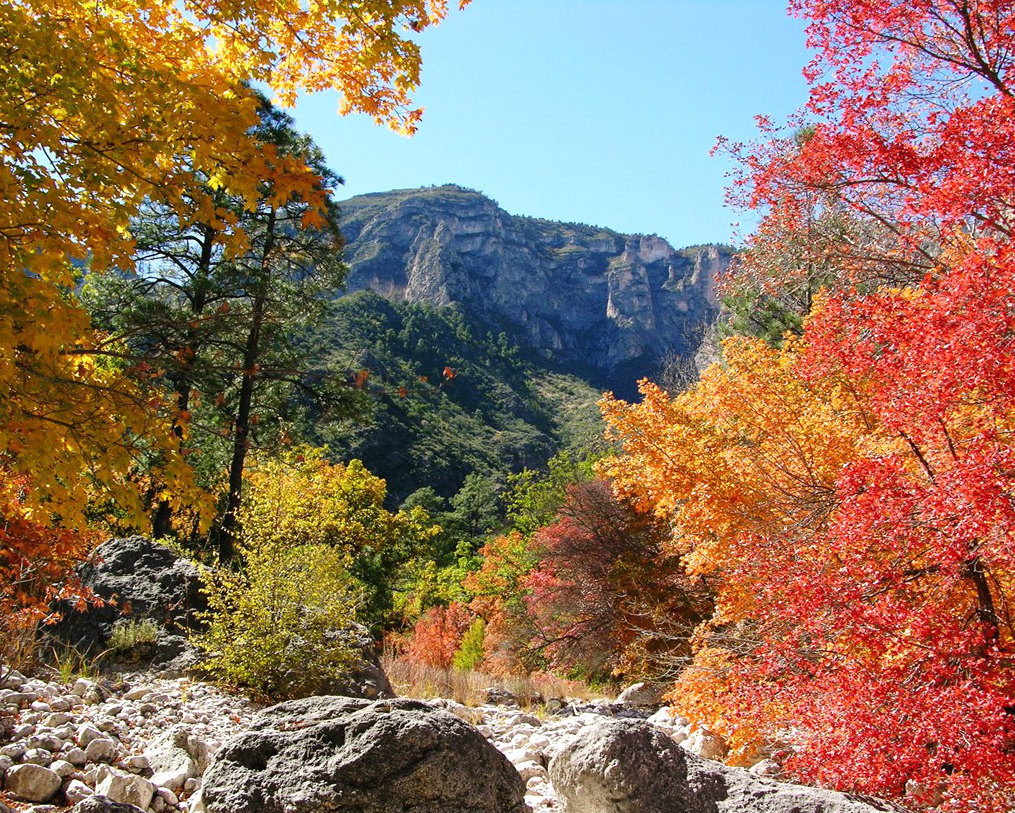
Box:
[69,796,147,813]
[202,696,527,813]
[4,764,63,803]
[49,536,207,654]
[548,719,895,813]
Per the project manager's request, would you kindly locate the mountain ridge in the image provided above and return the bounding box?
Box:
[337,184,732,398]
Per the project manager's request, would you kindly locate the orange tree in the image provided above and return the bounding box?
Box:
[602,324,1015,810]
[603,0,1015,807]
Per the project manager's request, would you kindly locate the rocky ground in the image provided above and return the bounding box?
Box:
[0,537,902,813]
[0,668,703,813]
[0,668,892,813]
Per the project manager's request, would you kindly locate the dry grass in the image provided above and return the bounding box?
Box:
[381,654,612,709]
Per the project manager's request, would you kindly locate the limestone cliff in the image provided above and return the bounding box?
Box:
[339,185,732,396]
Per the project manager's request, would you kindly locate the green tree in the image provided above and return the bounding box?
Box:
[84,99,360,555]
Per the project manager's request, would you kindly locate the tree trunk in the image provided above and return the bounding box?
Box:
[151,224,216,538]
[217,210,276,561]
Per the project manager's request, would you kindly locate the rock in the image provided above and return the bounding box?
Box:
[514,761,546,782]
[66,748,88,767]
[49,536,208,656]
[1,742,26,760]
[202,695,527,813]
[123,755,149,773]
[72,679,95,698]
[749,758,783,778]
[682,727,727,761]
[322,624,394,699]
[549,719,895,813]
[29,733,63,751]
[485,688,519,707]
[95,767,156,810]
[85,738,118,763]
[647,707,688,728]
[5,764,63,803]
[69,795,148,813]
[50,759,75,778]
[77,724,106,747]
[65,779,95,805]
[613,682,663,709]
[1,670,26,689]
[144,727,208,792]
[23,748,54,766]
[427,698,484,725]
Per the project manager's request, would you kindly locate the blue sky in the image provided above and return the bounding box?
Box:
[290,1,811,250]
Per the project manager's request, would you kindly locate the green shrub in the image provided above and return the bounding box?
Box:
[452,617,485,672]
[108,618,160,652]
[195,540,360,699]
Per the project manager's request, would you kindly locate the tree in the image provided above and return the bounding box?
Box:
[404,602,474,669]
[239,449,440,630]
[0,469,96,677]
[85,100,359,552]
[601,327,1015,809]
[524,479,710,682]
[1,0,466,534]
[602,2,1015,805]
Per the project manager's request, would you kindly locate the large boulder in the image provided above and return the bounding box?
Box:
[4,764,62,803]
[201,696,528,813]
[548,719,895,813]
[49,536,207,653]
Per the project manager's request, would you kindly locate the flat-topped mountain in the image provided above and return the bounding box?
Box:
[338,185,731,395]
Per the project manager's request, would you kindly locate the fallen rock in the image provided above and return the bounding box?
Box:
[64,779,94,805]
[613,682,662,709]
[69,796,147,813]
[202,695,527,813]
[548,719,894,813]
[682,726,727,761]
[95,767,156,810]
[5,764,63,803]
[323,624,394,700]
[49,536,207,655]
[144,726,208,791]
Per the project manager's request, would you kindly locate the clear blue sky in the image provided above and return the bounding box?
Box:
[289,1,810,249]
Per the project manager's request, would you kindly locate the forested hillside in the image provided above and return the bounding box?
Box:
[305,291,606,503]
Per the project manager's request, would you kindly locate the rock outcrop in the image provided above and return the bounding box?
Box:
[49,536,206,658]
[548,718,895,813]
[339,185,731,397]
[201,695,528,813]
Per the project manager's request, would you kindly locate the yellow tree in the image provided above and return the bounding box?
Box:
[0,0,467,526]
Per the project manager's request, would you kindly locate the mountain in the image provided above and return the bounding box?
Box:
[338,185,732,398]
[307,186,731,505]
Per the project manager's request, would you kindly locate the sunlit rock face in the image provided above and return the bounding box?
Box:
[339,185,730,397]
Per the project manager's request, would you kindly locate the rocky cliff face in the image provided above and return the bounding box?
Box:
[339,185,731,395]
